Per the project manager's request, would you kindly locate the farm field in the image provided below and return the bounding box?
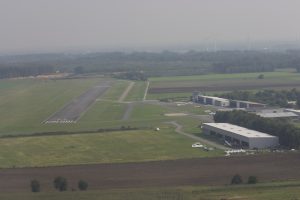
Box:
[1,181,300,200]
[148,71,300,95]
[0,153,299,193]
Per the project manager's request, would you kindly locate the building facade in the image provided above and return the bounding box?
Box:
[202,123,279,149]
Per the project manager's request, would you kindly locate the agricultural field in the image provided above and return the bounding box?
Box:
[148,71,300,98]
[1,181,300,200]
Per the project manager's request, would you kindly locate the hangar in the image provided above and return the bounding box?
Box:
[194,95,230,107]
[202,123,279,149]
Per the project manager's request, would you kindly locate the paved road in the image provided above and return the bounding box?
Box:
[166,121,230,151]
[45,81,111,123]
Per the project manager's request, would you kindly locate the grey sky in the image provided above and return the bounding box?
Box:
[0,0,300,53]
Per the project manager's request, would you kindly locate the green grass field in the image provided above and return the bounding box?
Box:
[0,128,221,168]
[125,81,148,101]
[149,71,300,82]
[149,71,300,93]
[1,181,300,200]
[101,80,131,101]
[0,78,99,135]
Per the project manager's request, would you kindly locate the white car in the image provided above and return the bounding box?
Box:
[192,143,203,148]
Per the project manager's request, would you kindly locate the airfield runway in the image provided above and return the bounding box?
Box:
[45,80,111,123]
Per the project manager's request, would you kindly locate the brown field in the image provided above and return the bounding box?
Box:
[149,82,300,93]
[0,153,299,192]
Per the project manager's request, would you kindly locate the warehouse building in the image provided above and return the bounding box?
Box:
[230,100,266,109]
[194,95,230,107]
[202,123,279,149]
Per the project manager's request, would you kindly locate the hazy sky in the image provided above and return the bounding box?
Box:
[0,0,300,53]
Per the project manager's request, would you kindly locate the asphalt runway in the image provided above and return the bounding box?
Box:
[45,81,111,123]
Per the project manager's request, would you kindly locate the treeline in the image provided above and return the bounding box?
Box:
[214,110,300,148]
[218,89,300,108]
[0,64,56,78]
[1,50,300,78]
[113,71,148,81]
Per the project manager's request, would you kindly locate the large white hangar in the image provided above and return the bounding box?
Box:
[202,123,279,149]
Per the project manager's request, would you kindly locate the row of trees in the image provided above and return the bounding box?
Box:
[218,89,300,108]
[113,71,148,81]
[2,50,300,78]
[30,177,88,192]
[0,64,56,79]
[214,110,300,148]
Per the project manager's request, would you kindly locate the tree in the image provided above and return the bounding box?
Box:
[54,176,68,191]
[78,180,88,191]
[257,74,264,79]
[74,66,84,74]
[297,97,300,108]
[247,176,258,184]
[231,174,243,185]
[30,179,41,192]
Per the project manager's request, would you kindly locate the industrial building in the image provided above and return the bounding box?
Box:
[192,92,265,108]
[202,123,279,149]
[255,108,299,119]
[257,112,298,118]
[230,100,266,109]
[193,94,230,107]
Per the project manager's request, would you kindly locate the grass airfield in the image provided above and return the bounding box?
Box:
[1,72,300,199]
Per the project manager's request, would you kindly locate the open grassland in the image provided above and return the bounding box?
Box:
[0,128,221,168]
[125,81,147,101]
[0,78,99,135]
[101,80,131,101]
[147,92,191,100]
[148,71,300,96]
[1,181,300,200]
[79,101,126,122]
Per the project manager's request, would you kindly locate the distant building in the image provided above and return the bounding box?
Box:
[230,100,266,109]
[193,94,230,107]
[257,112,298,118]
[192,92,265,108]
[285,109,300,116]
[255,108,299,119]
[202,123,279,149]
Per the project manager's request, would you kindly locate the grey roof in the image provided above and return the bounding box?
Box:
[200,95,229,102]
[256,112,298,118]
[203,123,277,138]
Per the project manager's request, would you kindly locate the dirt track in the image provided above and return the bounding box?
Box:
[45,80,111,123]
[0,153,300,192]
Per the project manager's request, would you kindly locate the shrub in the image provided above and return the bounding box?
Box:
[257,74,264,79]
[78,180,89,191]
[231,174,243,185]
[30,179,40,192]
[54,176,68,191]
[248,176,258,184]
